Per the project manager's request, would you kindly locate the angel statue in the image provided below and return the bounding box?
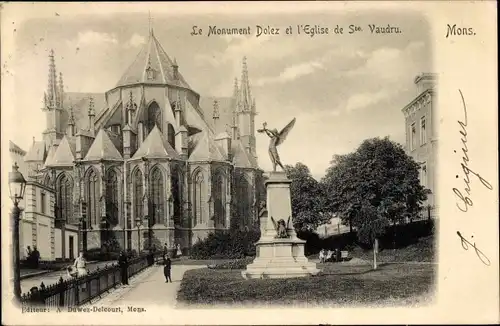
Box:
[270,216,291,238]
[258,118,296,172]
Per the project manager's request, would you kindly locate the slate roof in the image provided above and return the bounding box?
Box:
[62,92,107,132]
[232,139,258,169]
[25,141,47,162]
[115,30,191,89]
[45,136,75,167]
[188,131,226,162]
[199,96,235,135]
[132,125,179,160]
[84,129,123,161]
[9,141,26,156]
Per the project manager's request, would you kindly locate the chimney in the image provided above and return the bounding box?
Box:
[172,58,179,80]
[414,73,437,95]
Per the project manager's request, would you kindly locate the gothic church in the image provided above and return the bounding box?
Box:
[24,28,264,254]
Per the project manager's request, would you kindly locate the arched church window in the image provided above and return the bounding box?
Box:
[106,169,119,226]
[168,123,175,149]
[86,168,100,225]
[171,169,182,225]
[133,169,143,222]
[149,167,164,225]
[193,171,205,226]
[213,171,226,228]
[56,173,73,224]
[236,175,253,227]
[146,102,162,135]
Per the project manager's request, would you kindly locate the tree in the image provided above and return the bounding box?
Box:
[284,163,329,233]
[322,137,428,269]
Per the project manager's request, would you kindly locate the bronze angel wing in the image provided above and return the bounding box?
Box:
[276,118,296,147]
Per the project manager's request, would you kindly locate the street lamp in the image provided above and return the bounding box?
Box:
[9,162,27,300]
[135,218,142,253]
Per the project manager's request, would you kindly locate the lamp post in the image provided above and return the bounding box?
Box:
[135,218,142,253]
[9,162,27,300]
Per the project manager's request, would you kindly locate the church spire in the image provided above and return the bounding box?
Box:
[239,56,252,112]
[47,49,58,108]
[148,11,154,36]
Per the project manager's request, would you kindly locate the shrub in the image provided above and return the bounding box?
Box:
[207,257,254,270]
[190,229,260,259]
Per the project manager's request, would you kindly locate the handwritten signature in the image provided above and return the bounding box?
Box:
[452,89,493,212]
[456,231,491,266]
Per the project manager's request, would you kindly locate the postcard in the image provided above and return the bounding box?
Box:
[1,1,498,325]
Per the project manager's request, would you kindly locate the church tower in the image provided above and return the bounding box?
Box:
[237,57,257,161]
[42,49,64,150]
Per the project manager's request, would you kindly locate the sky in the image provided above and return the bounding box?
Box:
[7,7,431,180]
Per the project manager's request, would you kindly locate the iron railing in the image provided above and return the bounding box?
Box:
[20,252,164,308]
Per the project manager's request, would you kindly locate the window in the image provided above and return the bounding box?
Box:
[133,169,143,222]
[213,171,226,228]
[171,170,182,225]
[146,102,162,135]
[410,122,417,151]
[168,123,175,149]
[420,116,427,145]
[40,192,46,214]
[149,167,164,225]
[420,162,428,187]
[193,171,205,226]
[106,170,119,226]
[86,168,100,225]
[56,174,73,223]
[235,175,253,227]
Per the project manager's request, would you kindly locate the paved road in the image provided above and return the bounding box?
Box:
[21,261,117,295]
[97,265,204,307]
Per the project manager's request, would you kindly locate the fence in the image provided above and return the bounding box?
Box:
[20,252,164,308]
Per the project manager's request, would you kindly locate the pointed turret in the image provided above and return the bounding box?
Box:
[231,78,239,140]
[125,91,137,124]
[236,57,257,161]
[88,97,96,136]
[58,72,64,107]
[47,49,58,108]
[42,49,64,149]
[212,100,220,128]
[239,56,252,112]
[67,105,76,136]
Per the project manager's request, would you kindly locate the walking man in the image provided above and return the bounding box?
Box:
[163,257,172,283]
[118,251,129,285]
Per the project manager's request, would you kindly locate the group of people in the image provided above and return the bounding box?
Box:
[67,247,174,286]
[25,246,41,269]
[318,248,343,263]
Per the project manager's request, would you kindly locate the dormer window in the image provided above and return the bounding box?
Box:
[146,66,156,81]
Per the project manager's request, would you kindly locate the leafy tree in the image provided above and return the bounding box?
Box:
[284,162,329,233]
[322,137,428,269]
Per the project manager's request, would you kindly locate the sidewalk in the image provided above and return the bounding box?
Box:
[97,264,204,307]
[21,260,116,294]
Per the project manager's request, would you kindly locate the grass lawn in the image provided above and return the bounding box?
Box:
[177,262,436,308]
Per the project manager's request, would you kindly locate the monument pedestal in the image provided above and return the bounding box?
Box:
[242,171,320,279]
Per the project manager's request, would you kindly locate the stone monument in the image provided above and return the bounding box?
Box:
[242,118,320,279]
